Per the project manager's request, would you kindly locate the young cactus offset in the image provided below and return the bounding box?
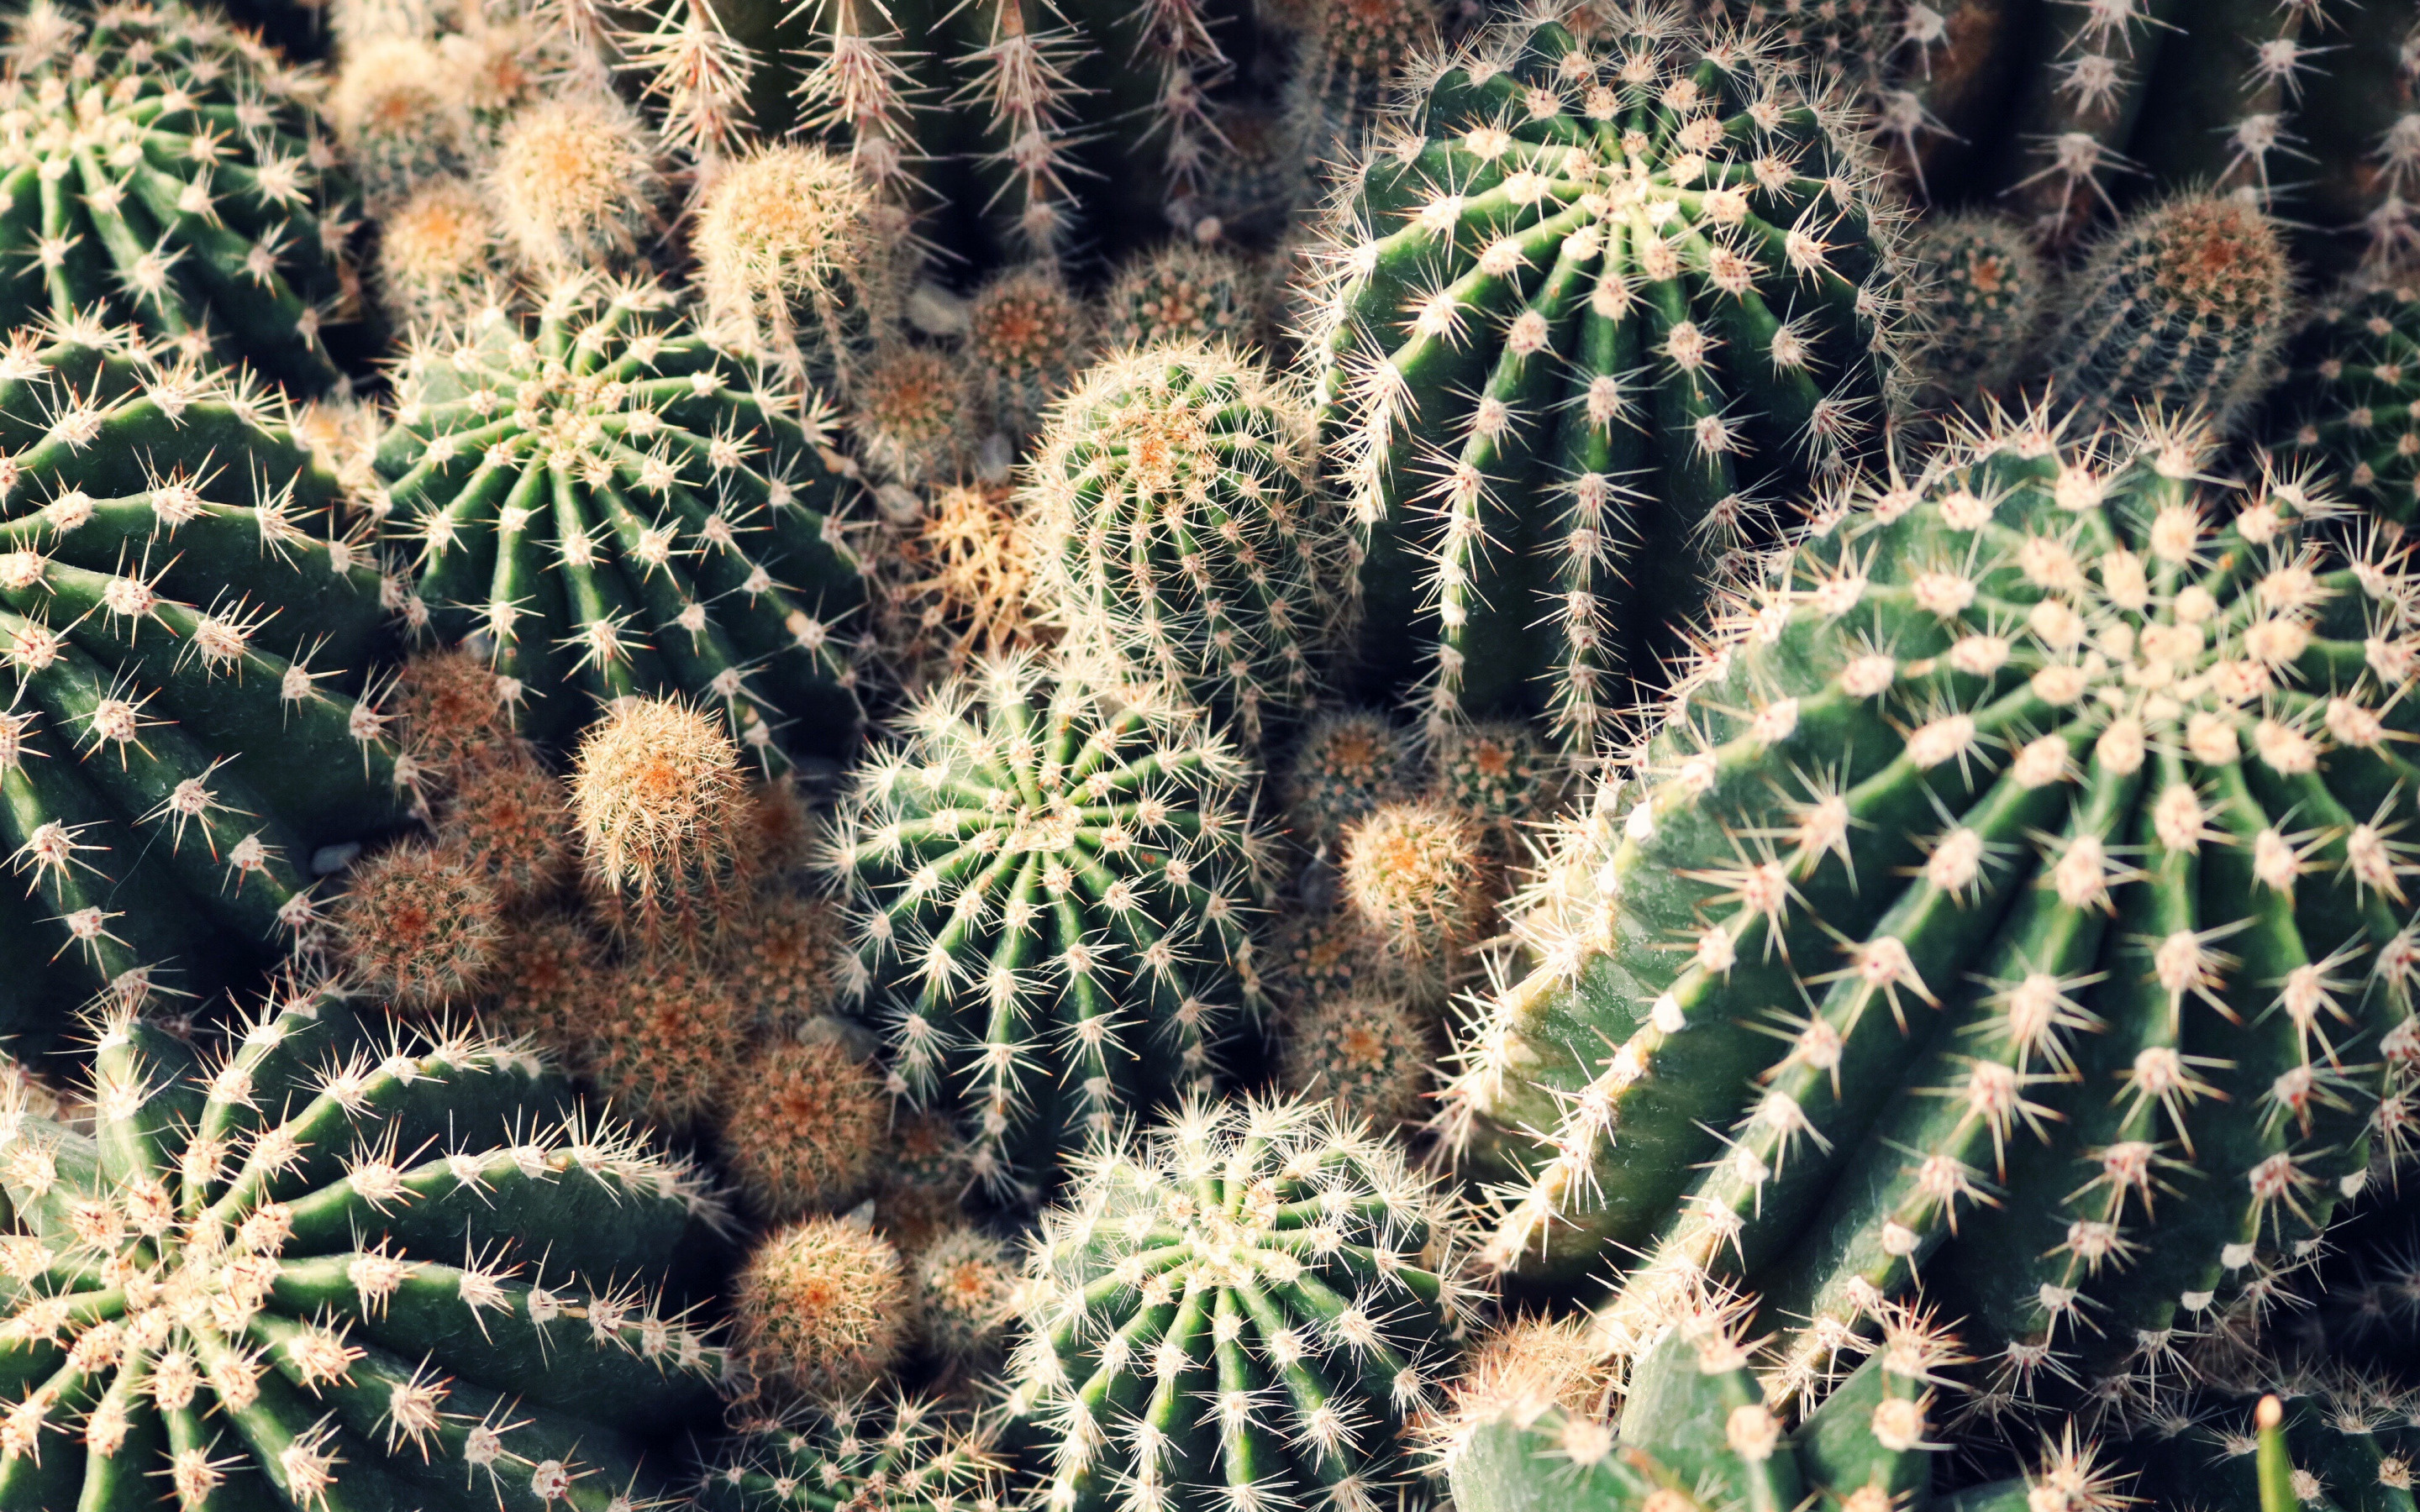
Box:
[693,1389,1007,1512]
[375,274,867,762]
[826,654,1273,1196]
[1908,211,2053,405]
[2273,274,2420,526]
[1447,408,2420,1410]
[0,328,407,1043]
[1313,1,1912,752]
[1009,1093,1479,1512]
[0,1,357,391]
[0,986,729,1508]
[1026,342,1344,750]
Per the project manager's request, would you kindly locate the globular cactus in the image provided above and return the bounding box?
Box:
[1447,408,2420,1412]
[1103,244,1261,350]
[968,265,1093,438]
[2047,194,2293,436]
[728,1214,911,1399]
[715,1031,892,1222]
[0,328,406,1043]
[696,144,902,396]
[912,1224,1019,1362]
[1285,0,1442,170]
[439,748,579,907]
[826,654,1274,1196]
[723,892,851,1034]
[484,92,668,279]
[1339,800,1491,964]
[334,839,506,1007]
[0,986,729,1509]
[1429,719,1565,853]
[374,274,867,760]
[1008,1094,1480,1512]
[482,909,611,1057]
[1313,1,1912,753]
[1279,988,1436,1128]
[1909,210,2053,405]
[854,347,976,489]
[692,1388,1007,1512]
[571,696,759,952]
[0,2,357,391]
[585,953,752,1129]
[1026,342,1343,751]
[2274,274,2420,526]
[374,177,508,332]
[871,480,1045,691]
[1281,708,1418,848]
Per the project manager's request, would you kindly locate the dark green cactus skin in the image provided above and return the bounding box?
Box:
[2102,1386,2420,1512]
[0,988,729,1509]
[692,1389,1005,1512]
[1447,412,2419,1409]
[1313,4,1907,753]
[374,276,867,764]
[2275,277,2420,527]
[0,328,404,1045]
[0,1,355,392]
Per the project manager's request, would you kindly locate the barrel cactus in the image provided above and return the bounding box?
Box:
[1008,1093,1478,1512]
[1447,407,2420,1409]
[373,273,868,762]
[693,1389,1007,1512]
[826,654,1274,1197]
[0,985,729,1508]
[0,0,357,391]
[2274,273,2420,526]
[1312,0,1913,753]
[0,327,407,1045]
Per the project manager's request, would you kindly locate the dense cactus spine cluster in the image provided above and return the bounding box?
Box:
[1314,2,1912,753]
[1909,211,2050,403]
[694,1388,1007,1512]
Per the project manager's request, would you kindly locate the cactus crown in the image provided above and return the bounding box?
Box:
[1103,246,1259,350]
[1910,211,2051,401]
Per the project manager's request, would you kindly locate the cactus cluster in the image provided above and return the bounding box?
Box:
[2276,274,2420,526]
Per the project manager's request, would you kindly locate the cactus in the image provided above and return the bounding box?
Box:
[1026,342,1343,751]
[2046,194,2294,436]
[585,952,753,1128]
[1313,2,1912,753]
[1008,1093,1479,1512]
[692,1387,1007,1512]
[1909,210,2052,404]
[572,695,760,952]
[0,327,407,1043]
[333,838,506,1007]
[0,1,358,391]
[723,892,851,1034]
[485,92,668,278]
[2069,1381,2420,1512]
[695,144,902,396]
[728,1214,911,1399]
[1281,708,1418,848]
[1103,244,1260,350]
[715,1032,892,1221]
[826,654,1274,1196]
[854,346,976,489]
[1267,906,1431,1010]
[439,748,578,907]
[1339,799,1491,963]
[1446,408,2420,1411]
[374,178,508,332]
[0,985,729,1509]
[481,909,611,1057]
[1285,0,1443,170]
[1279,988,1437,1127]
[968,265,1092,438]
[2273,274,2420,526]
[871,480,1045,691]
[374,273,868,760]
[912,1224,1019,1362]
[1428,719,1565,853]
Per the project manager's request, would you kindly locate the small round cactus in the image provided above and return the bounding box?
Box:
[392,645,521,778]
[874,1110,980,1257]
[723,892,850,1035]
[828,654,1274,1196]
[481,910,609,1058]
[1026,342,1343,749]
[1280,989,1437,1129]
[2274,274,2420,525]
[330,34,472,206]
[1910,211,2054,402]
[1429,719,1564,853]
[439,750,577,907]
[912,1225,1019,1362]
[1340,800,1491,963]
[716,1033,892,1222]
[1287,0,1441,165]
[968,265,1092,436]
[854,347,976,487]
[334,840,505,1008]
[1266,906,1426,1010]
[375,177,505,331]
[695,143,896,392]
[730,1215,912,1399]
[584,953,753,1131]
[1010,1094,1478,1512]
[1102,244,1260,349]
[1281,708,1418,846]
[572,696,756,952]
[487,92,666,276]
[693,1389,1007,1512]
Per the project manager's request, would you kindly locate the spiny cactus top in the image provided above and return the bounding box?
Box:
[2275,274,2420,525]
[0,987,729,1509]
[1313,0,1912,752]
[1448,407,2420,1409]
[0,1,355,392]
[0,325,405,1043]
[1026,342,1344,750]
[827,654,1273,1198]
[373,274,868,763]
[1009,1094,1477,1512]
[694,1388,1006,1512]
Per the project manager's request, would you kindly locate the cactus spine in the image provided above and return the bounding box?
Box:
[695,1389,1007,1512]
[1908,210,2052,404]
[2275,274,2420,525]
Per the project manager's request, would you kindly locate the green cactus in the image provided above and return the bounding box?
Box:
[968,264,1092,439]
[692,1388,1007,1512]
[825,654,1274,1198]
[2273,274,2420,526]
[0,985,729,1509]
[0,0,358,392]
[373,273,868,764]
[1280,708,1417,848]
[1312,2,1912,753]
[1907,210,2052,404]
[1445,407,2420,1410]
[0,326,407,1046]
[1026,342,1344,751]
[2092,1381,2420,1512]
[2046,194,2293,435]
[1102,244,1260,351]
[1007,1093,1478,1512]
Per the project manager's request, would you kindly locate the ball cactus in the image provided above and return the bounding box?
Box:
[1447,408,2420,1410]
[2274,273,2420,527]
[1908,210,2052,404]
[968,265,1092,438]
[827,654,1274,1196]
[728,1214,911,1399]
[1103,245,1260,351]
[715,1032,891,1222]
[572,695,760,953]
[1312,1,1912,753]
[692,1388,1007,1512]
[1281,708,1418,848]
[694,143,901,396]
[912,1224,1019,1362]
[0,985,729,1509]
[1008,1093,1479,1512]
[1279,988,1437,1128]
[374,273,868,761]
[0,327,407,1043]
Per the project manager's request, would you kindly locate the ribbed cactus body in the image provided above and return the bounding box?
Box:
[2275,276,2420,525]
[1009,1095,1475,1512]
[1448,411,2419,1408]
[374,276,867,763]
[2094,1383,2420,1512]
[1313,3,1908,753]
[829,655,1272,1197]
[695,1389,1006,1512]
[1028,343,1342,750]
[0,2,355,391]
[0,989,728,1509]
[0,329,404,1043]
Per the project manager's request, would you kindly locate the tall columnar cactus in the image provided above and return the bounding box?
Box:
[1026,343,1344,751]
[2274,274,2420,526]
[694,1389,1007,1512]
[1313,2,1912,753]
[1445,409,2420,1410]
[0,327,407,1044]
[2046,194,2293,436]
[374,274,868,762]
[827,655,1274,1197]
[1008,1094,1478,1512]
[0,986,729,1508]
[0,1,356,391]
